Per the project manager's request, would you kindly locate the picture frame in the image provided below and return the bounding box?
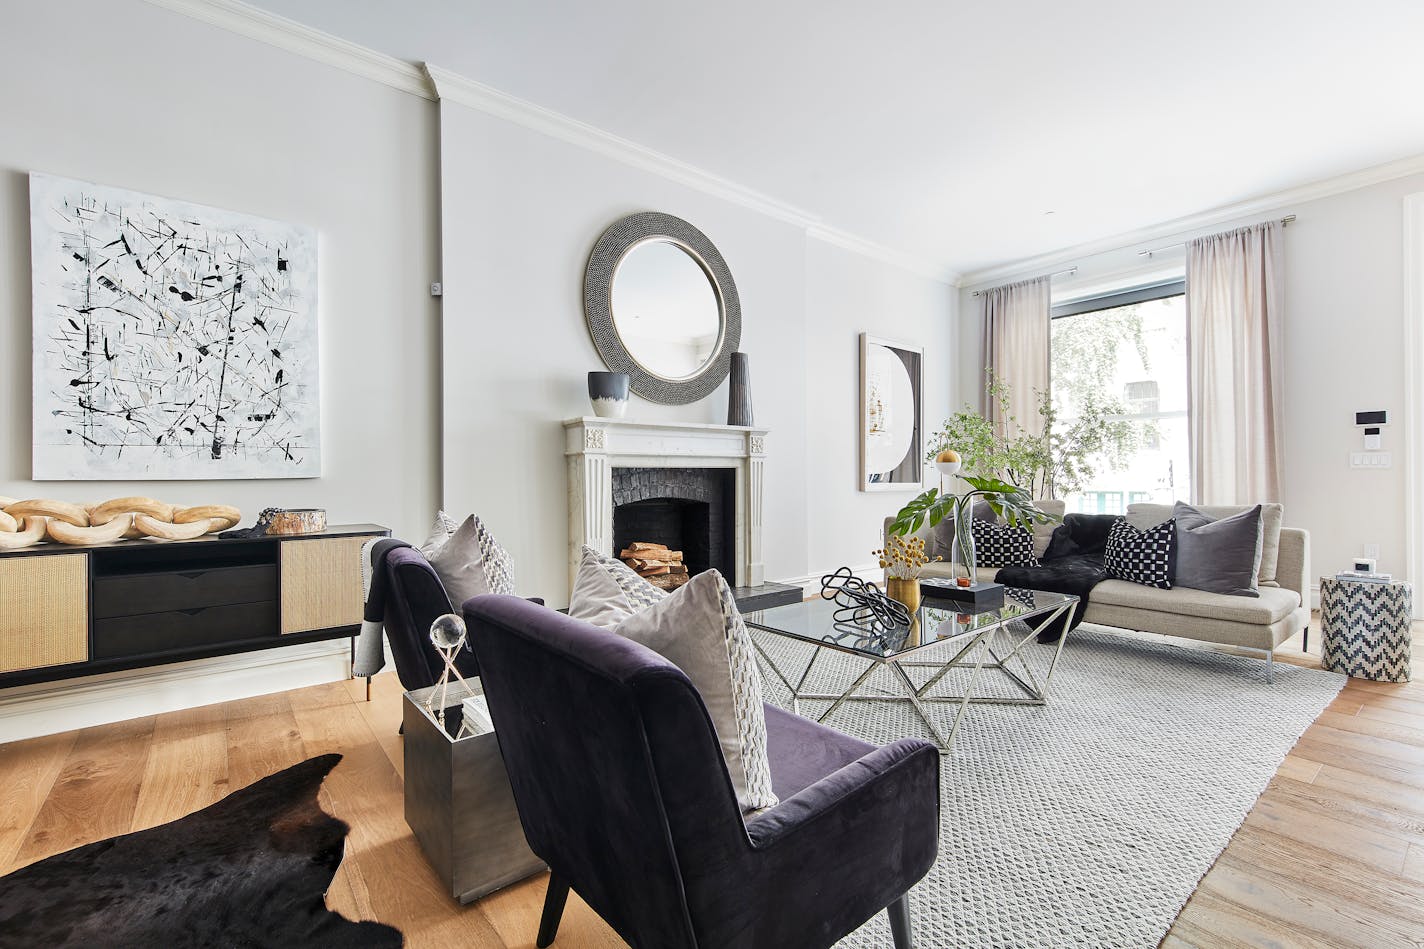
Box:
[859,333,924,492]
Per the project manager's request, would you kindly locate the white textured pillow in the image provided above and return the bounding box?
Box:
[420,512,514,607]
[569,547,776,814]
[567,545,667,627]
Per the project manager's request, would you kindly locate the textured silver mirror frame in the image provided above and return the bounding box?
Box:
[584,211,741,405]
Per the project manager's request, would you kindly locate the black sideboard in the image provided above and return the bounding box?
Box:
[0,523,387,688]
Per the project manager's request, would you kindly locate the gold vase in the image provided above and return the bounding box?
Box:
[886,577,921,614]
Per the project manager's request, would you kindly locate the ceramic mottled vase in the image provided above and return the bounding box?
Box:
[588,371,630,418]
[727,352,753,426]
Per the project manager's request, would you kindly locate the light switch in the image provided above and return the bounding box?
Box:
[1350,451,1393,468]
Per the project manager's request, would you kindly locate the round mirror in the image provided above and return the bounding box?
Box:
[610,239,723,381]
[585,212,741,405]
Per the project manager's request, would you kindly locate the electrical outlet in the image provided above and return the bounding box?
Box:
[1365,544,1380,560]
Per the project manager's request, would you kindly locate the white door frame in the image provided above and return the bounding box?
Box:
[1402,192,1424,618]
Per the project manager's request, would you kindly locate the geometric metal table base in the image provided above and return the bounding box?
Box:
[752,598,1077,753]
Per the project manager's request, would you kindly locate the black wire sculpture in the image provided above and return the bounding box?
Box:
[819,567,912,644]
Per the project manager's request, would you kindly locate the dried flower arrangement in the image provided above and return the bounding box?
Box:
[874,533,940,580]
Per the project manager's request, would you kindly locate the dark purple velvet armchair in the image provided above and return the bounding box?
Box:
[465,594,941,949]
[381,546,479,691]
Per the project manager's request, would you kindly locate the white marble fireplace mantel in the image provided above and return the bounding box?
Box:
[563,417,768,588]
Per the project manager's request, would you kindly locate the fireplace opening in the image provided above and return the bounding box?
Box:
[612,467,736,585]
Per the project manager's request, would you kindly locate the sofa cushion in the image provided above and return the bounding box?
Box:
[763,703,873,801]
[970,518,1038,568]
[1104,517,1175,589]
[567,545,667,628]
[1173,502,1263,597]
[421,512,515,606]
[1090,579,1301,625]
[609,569,778,814]
[926,498,1065,562]
[1128,502,1283,586]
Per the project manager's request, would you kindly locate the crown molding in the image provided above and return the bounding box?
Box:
[806,223,961,285]
[143,0,434,98]
[959,151,1424,291]
[422,64,821,229]
[141,0,963,284]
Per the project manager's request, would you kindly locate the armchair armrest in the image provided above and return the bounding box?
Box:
[744,737,939,850]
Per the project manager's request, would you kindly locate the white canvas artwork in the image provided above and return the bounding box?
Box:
[29,173,320,480]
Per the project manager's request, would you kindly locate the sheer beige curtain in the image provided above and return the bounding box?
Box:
[982,275,1051,437]
[1186,221,1284,504]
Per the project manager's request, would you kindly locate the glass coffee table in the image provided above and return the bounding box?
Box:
[745,588,1078,752]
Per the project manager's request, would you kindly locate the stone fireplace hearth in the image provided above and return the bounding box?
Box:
[563,418,767,588]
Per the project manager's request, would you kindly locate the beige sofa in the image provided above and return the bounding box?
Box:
[886,501,1310,677]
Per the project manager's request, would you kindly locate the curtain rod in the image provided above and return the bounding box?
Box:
[971,266,1078,297]
[1137,214,1296,258]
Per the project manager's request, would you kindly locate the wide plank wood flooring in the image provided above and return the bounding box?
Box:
[1,621,1421,948]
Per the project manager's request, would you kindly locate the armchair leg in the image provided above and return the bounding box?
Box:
[537,873,570,948]
[887,894,915,949]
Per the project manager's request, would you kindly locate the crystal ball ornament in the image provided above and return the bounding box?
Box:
[425,613,473,727]
[430,613,467,651]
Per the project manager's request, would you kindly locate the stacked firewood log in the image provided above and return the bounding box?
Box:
[619,542,690,591]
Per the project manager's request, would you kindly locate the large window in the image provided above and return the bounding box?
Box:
[1049,282,1188,513]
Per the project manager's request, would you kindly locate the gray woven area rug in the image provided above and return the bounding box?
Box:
[750,623,1345,949]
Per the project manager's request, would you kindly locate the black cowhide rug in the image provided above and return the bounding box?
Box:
[0,753,402,948]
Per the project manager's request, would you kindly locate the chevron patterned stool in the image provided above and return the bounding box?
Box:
[1319,576,1412,683]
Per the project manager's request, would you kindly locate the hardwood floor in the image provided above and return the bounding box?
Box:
[1,622,1421,948]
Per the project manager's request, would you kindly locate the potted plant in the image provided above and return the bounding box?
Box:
[889,474,1055,583]
[873,533,938,611]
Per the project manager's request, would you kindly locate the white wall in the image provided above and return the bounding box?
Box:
[0,0,958,730]
[805,241,957,577]
[0,0,441,542]
[436,100,957,604]
[958,171,1424,592]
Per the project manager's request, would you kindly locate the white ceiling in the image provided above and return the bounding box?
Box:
[245,0,1424,277]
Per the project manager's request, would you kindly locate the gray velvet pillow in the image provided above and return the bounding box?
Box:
[1172,502,1263,598]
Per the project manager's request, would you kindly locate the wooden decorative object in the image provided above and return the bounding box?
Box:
[0,553,88,673]
[133,515,215,541]
[266,509,328,536]
[0,517,48,550]
[280,535,367,634]
[3,499,89,527]
[46,514,133,546]
[0,497,241,547]
[89,496,174,525]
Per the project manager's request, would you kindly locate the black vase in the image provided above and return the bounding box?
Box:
[727,352,753,426]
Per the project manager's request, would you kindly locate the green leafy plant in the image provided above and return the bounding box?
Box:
[924,373,1138,500]
[890,474,1056,538]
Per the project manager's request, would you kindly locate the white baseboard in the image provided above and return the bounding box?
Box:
[0,640,355,744]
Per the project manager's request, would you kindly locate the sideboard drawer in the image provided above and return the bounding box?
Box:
[94,564,278,619]
[93,600,278,659]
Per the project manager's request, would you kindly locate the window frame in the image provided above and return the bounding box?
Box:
[1049,279,1190,507]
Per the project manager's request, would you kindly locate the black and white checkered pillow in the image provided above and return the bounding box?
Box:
[970,518,1039,568]
[1104,517,1175,588]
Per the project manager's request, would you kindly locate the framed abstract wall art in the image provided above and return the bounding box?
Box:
[29,173,320,480]
[859,332,923,492]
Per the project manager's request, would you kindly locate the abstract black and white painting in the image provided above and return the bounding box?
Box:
[29,174,319,479]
